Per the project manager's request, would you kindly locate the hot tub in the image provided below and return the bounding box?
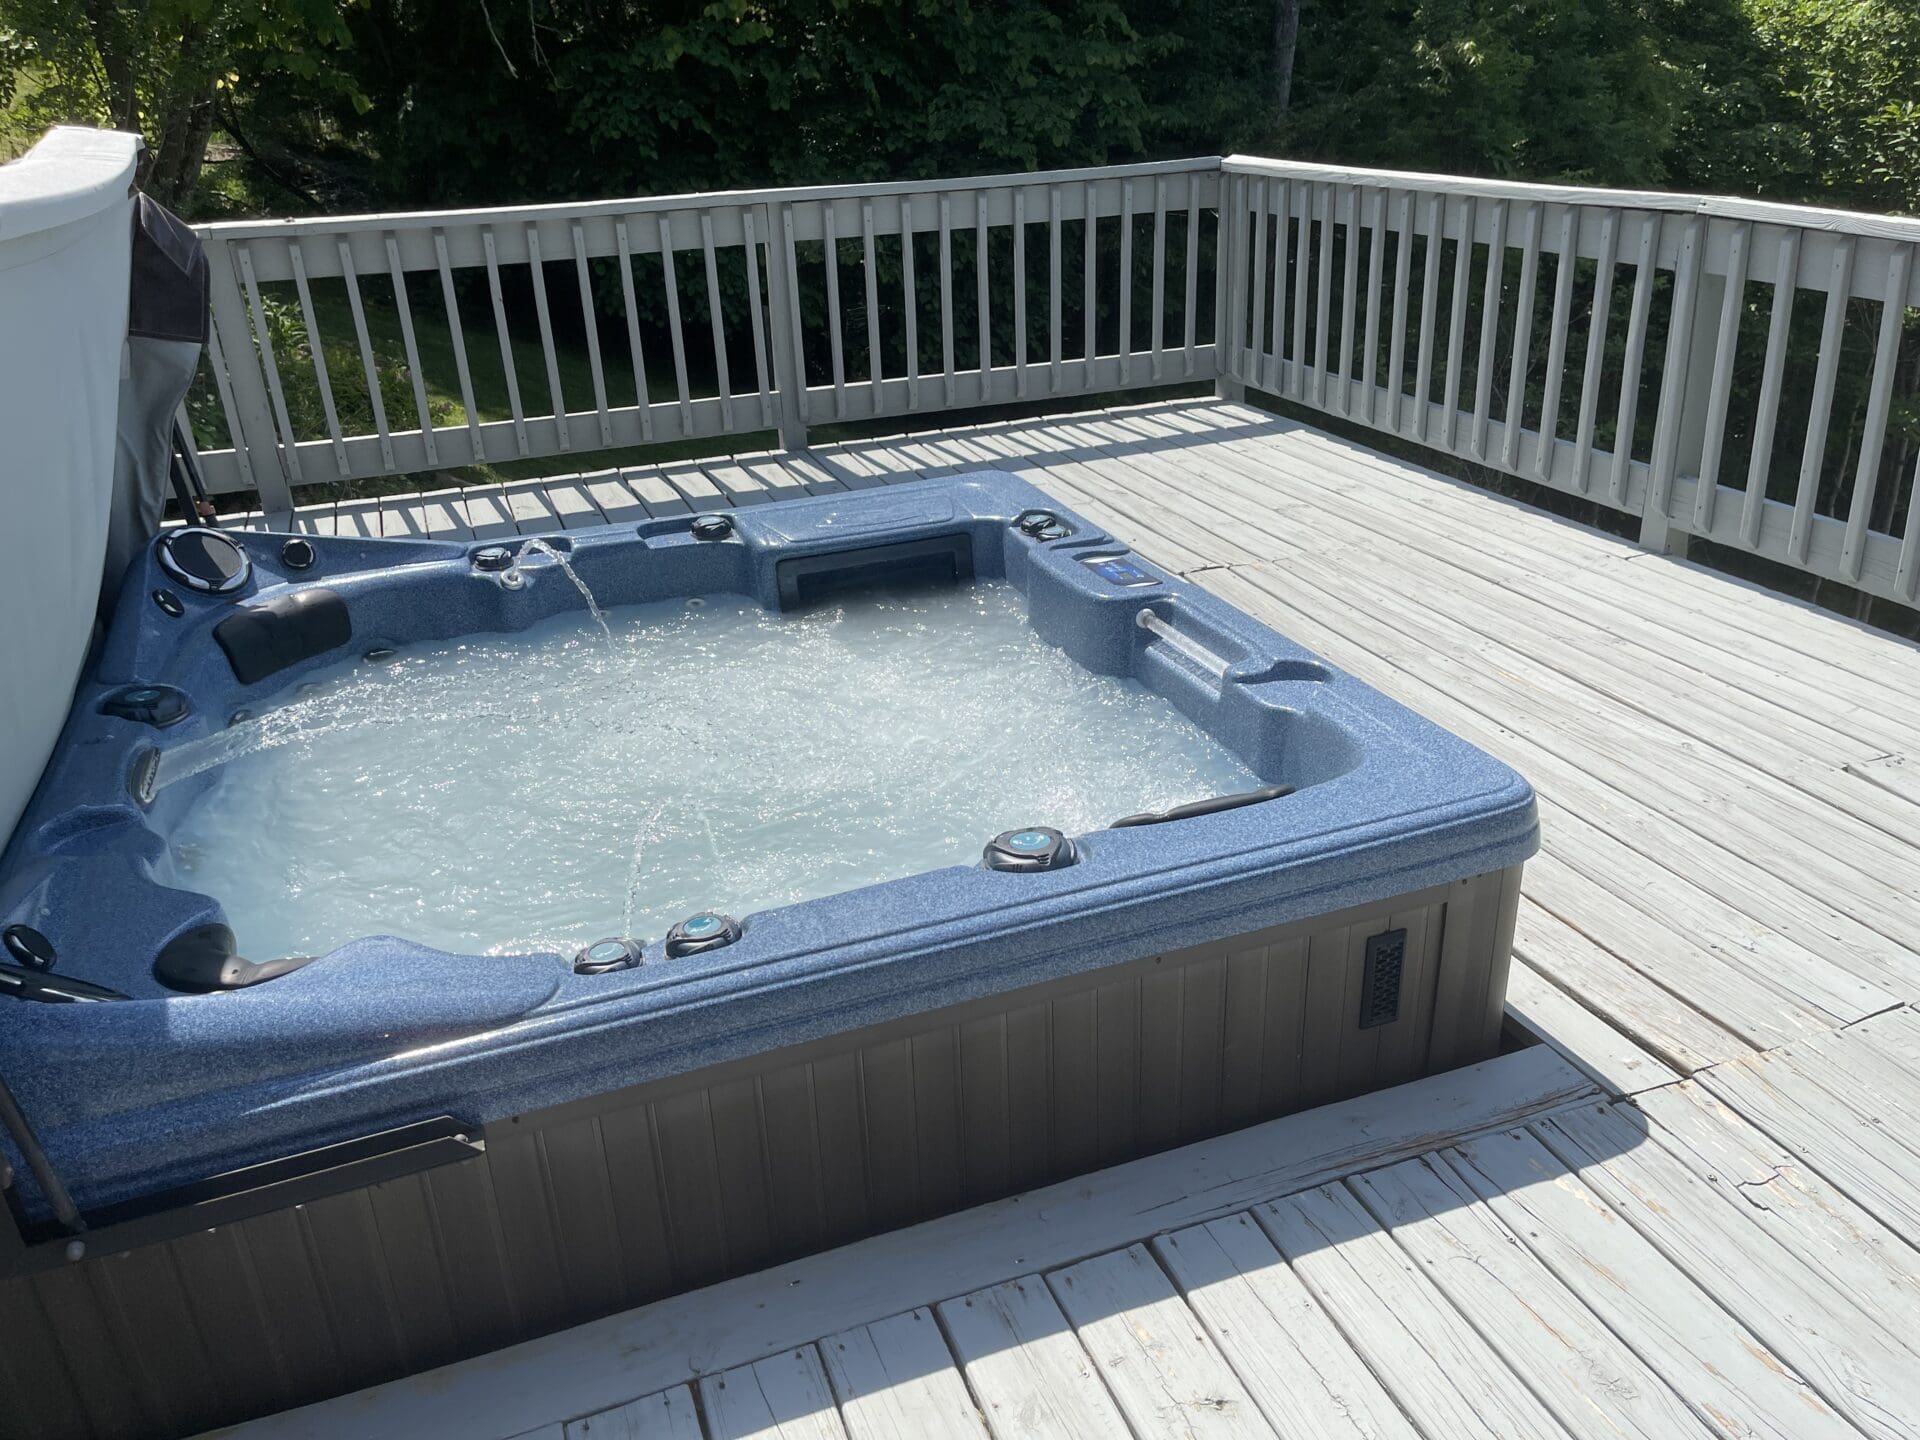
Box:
[0,471,1534,1429]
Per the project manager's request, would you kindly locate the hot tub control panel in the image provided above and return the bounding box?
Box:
[1079,553,1160,588]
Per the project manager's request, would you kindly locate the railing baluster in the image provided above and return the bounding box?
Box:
[1387,190,1414,432]
[199,310,256,494]
[1470,199,1508,458]
[433,230,486,464]
[1501,202,1543,471]
[774,203,810,435]
[1335,184,1361,415]
[1313,183,1335,408]
[525,224,571,451]
[863,200,884,408]
[1084,180,1099,367]
[1290,181,1310,401]
[1412,193,1442,439]
[1839,244,1913,581]
[901,195,920,409]
[1248,178,1270,388]
[614,219,654,441]
[1571,209,1618,491]
[1267,180,1289,395]
[975,196,990,401]
[1788,235,1856,564]
[481,227,530,457]
[1532,207,1579,484]
[570,220,613,447]
[1052,192,1067,397]
[200,236,269,497]
[741,209,774,431]
[1441,195,1476,450]
[1078,187,1091,388]
[823,205,847,419]
[941,195,958,397]
[1150,177,1167,381]
[1183,182,1200,377]
[336,237,394,473]
[1117,181,1134,385]
[384,234,440,465]
[1691,221,1751,530]
[1014,189,1029,396]
[236,243,307,483]
[1361,188,1386,425]
[656,216,693,433]
[1898,452,1920,600]
[1608,213,1659,507]
[1645,213,1706,546]
[699,211,734,433]
[1740,230,1800,549]
[289,238,349,475]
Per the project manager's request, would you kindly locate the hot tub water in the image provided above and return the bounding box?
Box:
[158,579,1261,961]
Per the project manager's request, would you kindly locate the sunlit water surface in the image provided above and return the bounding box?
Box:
[159,578,1259,959]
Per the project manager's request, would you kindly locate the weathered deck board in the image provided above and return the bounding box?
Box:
[1258,1184,1575,1439]
[1153,1215,1419,1440]
[269,398,1920,1440]
[934,1278,1130,1440]
[1348,1156,1714,1440]
[1048,1244,1277,1440]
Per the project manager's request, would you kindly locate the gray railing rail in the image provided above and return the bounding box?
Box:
[1216,155,1920,609]
[190,153,1919,611]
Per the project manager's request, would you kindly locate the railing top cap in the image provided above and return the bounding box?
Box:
[193,156,1224,242]
[0,127,141,243]
[1222,154,1920,243]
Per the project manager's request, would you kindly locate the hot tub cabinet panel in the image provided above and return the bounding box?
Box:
[0,472,1535,1436]
[0,866,1518,1439]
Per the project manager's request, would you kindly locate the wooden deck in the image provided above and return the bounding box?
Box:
[224,397,1920,1440]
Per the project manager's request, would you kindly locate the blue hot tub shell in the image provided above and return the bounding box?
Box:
[0,471,1536,1238]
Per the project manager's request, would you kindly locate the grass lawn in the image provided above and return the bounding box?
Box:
[199,274,755,504]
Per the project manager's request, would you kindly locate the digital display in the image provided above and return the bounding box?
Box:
[1080,554,1160,587]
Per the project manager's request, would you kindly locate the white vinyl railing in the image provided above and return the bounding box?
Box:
[190,158,1220,508]
[190,153,1919,610]
[1215,156,1920,608]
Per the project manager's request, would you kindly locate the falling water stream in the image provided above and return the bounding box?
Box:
[157,565,1262,961]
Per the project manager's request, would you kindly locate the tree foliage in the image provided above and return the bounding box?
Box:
[0,0,363,204]
[4,0,1915,220]
[337,0,1270,207]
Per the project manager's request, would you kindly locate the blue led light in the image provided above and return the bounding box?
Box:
[684,914,721,935]
[587,941,627,962]
[1009,830,1050,851]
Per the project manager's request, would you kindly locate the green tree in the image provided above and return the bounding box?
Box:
[0,0,364,206]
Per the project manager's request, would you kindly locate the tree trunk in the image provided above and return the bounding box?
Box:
[1272,0,1301,128]
[79,0,140,136]
[145,18,217,210]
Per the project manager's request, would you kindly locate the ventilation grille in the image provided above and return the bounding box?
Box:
[1358,928,1407,1030]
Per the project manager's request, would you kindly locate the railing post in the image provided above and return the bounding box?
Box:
[203,236,296,513]
[1641,215,1710,555]
[759,202,809,452]
[1214,169,1247,404]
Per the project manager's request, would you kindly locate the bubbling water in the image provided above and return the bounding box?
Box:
[157,582,1262,960]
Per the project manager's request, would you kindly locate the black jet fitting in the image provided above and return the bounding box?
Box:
[983,827,1078,872]
[574,938,643,974]
[99,684,191,729]
[664,912,742,956]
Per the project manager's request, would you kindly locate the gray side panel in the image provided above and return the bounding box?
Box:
[0,867,1517,1439]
